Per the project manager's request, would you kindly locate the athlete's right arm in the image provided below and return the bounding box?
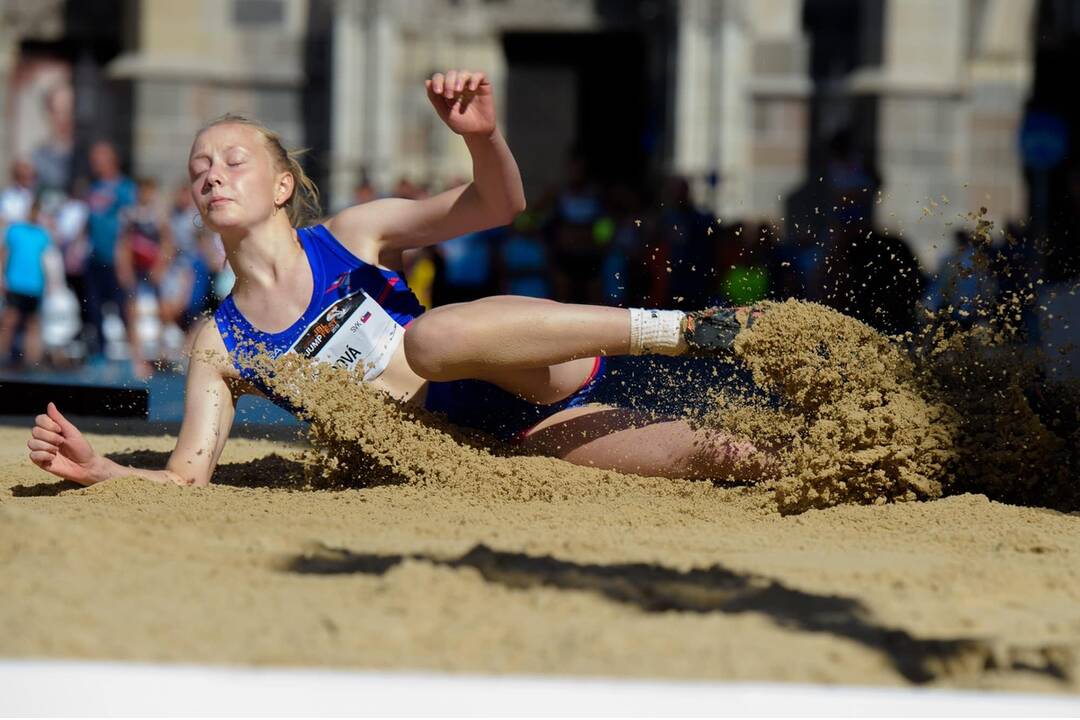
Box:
[27,322,241,487]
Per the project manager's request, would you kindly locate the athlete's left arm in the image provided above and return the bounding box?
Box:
[326,70,526,257]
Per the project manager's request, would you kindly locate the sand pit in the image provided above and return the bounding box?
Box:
[2,417,1079,692]
[2,298,1079,693]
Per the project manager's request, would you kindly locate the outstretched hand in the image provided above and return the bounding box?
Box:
[425,69,496,137]
[28,402,107,486]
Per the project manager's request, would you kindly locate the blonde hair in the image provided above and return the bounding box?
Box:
[198,113,322,227]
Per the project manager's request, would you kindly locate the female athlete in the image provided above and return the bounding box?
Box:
[27,69,766,487]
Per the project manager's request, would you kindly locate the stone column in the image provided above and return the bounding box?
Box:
[330,0,400,209]
[713,11,752,216]
[0,26,18,177]
[329,0,367,210]
[964,0,1036,226]
[744,0,809,219]
[672,0,716,198]
[672,0,808,218]
[875,0,967,269]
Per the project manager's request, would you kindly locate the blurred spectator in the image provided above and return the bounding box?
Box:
[1046,165,1080,283]
[52,176,91,347]
[994,220,1042,340]
[604,183,647,306]
[433,226,501,306]
[824,130,880,228]
[32,84,75,192]
[405,246,439,309]
[392,177,437,307]
[542,152,607,304]
[160,228,225,352]
[354,172,378,205]
[926,228,997,330]
[499,212,551,299]
[0,195,51,366]
[169,181,198,260]
[657,177,715,309]
[771,225,822,300]
[1,160,36,225]
[393,177,428,201]
[84,141,136,358]
[822,224,924,334]
[116,177,173,377]
[414,175,494,307]
[721,222,771,307]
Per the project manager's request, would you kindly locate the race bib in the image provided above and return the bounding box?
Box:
[288,288,402,381]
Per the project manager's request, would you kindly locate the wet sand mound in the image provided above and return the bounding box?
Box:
[725,300,960,513]
[705,299,1078,515]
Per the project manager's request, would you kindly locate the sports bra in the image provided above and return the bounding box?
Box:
[214,224,425,402]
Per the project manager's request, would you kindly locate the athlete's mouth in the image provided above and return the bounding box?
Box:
[208,197,233,208]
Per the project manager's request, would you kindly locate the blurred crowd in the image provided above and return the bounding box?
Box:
[389,146,1074,348]
[2,140,1077,379]
[0,141,229,377]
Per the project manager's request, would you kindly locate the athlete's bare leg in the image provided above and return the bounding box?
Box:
[520,404,769,483]
[405,296,771,482]
[404,296,630,381]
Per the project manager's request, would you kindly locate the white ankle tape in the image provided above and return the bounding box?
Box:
[628,308,685,355]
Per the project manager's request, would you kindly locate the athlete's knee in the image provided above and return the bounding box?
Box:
[690,433,771,483]
[403,310,472,380]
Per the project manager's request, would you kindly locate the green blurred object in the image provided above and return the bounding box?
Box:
[513,210,539,233]
[592,216,615,246]
[723,266,768,304]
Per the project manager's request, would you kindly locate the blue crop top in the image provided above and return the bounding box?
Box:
[214,224,425,401]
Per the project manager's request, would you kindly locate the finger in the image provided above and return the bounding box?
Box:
[468,72,484,92]
[32,425,65,446]
[456,71,469,92]
[444,70,458,98]
[29,450,56,468]
[28,437,59,454]
[426,84,451,121]
[47,402,76,434]
[431,73,445,95]
[35,412,62,434]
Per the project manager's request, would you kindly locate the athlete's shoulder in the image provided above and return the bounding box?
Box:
[324,203,384,264]
[190,318,237,377]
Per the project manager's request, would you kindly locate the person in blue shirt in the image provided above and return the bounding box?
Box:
[0,195,51,366]
[84,141,137,358]
[26,68,767,488]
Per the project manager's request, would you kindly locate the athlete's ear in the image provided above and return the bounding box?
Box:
[274,170,295,208]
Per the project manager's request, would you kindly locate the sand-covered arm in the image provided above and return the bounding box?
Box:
[325,69,525,257]
[27,323,239,487]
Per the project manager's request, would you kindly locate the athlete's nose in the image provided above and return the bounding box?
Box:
[204,165,225,191]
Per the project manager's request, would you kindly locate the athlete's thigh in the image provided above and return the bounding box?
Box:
[519,404,761,482]
[472,356,596,404]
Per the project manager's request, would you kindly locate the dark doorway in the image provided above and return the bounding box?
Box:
[1027,0,1080,281]
[61,0,136,182]
[302,0,334,199]
[503,32,651,202]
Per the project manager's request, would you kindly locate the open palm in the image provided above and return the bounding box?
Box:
[426,70,496,137]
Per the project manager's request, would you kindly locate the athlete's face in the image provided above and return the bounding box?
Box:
[188,124,289,233]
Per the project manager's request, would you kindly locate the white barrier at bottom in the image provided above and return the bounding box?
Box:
[0,659,1077,716]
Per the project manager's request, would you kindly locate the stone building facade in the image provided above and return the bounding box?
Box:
[0,0,1044,268]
